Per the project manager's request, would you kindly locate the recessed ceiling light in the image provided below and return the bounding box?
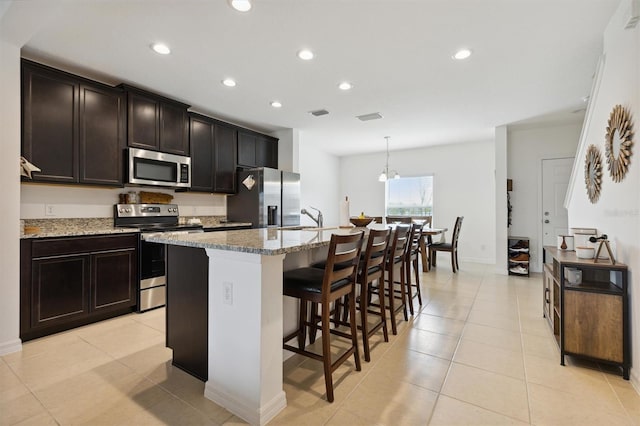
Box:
[338,82,353,91]
[151,43,171,55]
[270,101,282,108]
[229,0,252,12]
[452,48,472,60]
[222,78,237,87]
[297,49,314,60]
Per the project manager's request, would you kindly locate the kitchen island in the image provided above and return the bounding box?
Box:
[145,227,359,425]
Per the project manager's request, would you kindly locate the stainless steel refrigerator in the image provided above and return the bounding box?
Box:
[227,168,301,228]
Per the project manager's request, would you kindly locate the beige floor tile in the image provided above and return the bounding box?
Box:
[453,339,525,380]
[371,345,451,392]
[222,414,250,425]
[472,298,520,319]
[608,378,640,425]
[394,328,460,360]
[441,362,529,422]
[521,332,559,360]
[0,360,30,403]
[429,395,529,425]
[80,320,165,359]
[7,338,115,391]
[461,323,522,353]
[524,353,624,413]
[467,309,520,332]
[12,411,59,426]
[412,313,466,337]
[422,301,471,321]
[339,372,438,426]
[519,315,553,337]
[0,392,48,425]
[2,330,81,364]
[528,382,631,425]
[117,341,173,377]
[325,408,385,426]
[130,307,167,332]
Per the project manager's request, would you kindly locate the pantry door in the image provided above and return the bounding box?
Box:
[541,158,574,247]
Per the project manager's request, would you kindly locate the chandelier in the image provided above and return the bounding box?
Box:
[378,136,400,182]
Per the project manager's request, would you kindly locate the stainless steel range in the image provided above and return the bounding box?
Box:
[114,204,203,311]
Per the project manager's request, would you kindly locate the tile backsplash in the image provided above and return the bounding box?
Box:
[21,183,226,219]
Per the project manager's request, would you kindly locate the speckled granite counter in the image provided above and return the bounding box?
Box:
[144,226,354,255]
[20,217,251,239]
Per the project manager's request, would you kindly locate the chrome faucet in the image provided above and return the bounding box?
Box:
[301,206,323,228]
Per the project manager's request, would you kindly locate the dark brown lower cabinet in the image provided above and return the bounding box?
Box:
[166,245,208,381]
[21,234,138,341]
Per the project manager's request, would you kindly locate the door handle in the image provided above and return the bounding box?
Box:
[544,220,550,223]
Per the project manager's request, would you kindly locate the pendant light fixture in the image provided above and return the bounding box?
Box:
[378,136,400,182]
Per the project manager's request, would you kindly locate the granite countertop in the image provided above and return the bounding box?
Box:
[144,226,364,255]
[20,217,251,239]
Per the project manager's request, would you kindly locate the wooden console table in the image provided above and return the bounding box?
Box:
[542,246,630,379]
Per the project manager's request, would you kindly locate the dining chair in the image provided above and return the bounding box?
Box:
[385,216,412,224]
[282,231,364,402]
[429,216,464,272]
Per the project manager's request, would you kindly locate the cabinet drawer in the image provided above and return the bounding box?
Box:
[32,234,138,258]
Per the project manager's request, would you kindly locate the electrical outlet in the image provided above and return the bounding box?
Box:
[45,204,55,216]
[223,282,233,305]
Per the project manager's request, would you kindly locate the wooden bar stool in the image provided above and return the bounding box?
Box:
[356,228,391,362]
[282,231,364,402]
[430,216,464,272]
[405,222,424,315]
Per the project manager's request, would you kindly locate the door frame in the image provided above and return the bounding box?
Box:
[538,157,574,272]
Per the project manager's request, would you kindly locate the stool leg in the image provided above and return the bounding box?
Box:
[298,300,308,349]
[321,302,334,403]
[348,286,362,372]
[309,302,318,344]
[359,281,371,362]
[376,278,389,342]
[451,252,456,273]
[386,267,398,335]
[400,263,409,321]
[405,259,415,316]
[413,256,422,306]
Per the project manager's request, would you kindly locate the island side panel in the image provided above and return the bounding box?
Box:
[166,245,209,381]
[204,249,287,426]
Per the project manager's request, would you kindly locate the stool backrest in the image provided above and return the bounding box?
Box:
[411,216,432,227]
[323,231,365,295]
[386,216,412,224]
[361,228,391,277]
[407,222,424,257]
[388,224,411,265]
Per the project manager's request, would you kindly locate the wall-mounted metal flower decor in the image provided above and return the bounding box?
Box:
[605,104,634,183]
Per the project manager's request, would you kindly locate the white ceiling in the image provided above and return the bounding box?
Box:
[1,0,619,156]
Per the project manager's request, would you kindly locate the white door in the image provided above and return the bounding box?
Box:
[542,158,574,247]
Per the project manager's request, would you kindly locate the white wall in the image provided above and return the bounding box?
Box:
[507,122,582,272]
[298,133,340,227]
[340,140,496,265]
[495,126,508,274]
[0,39,22,355]
[566,0,639,385]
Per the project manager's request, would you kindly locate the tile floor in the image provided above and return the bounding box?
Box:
[2,263,639,425]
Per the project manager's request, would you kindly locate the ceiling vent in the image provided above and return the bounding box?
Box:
[309,109,329,117]
[356,112,383,121]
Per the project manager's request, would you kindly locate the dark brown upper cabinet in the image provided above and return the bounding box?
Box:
[121,85,190,156]
[237,131,278,169]
[188,113,238,194]
[21,60,125,186]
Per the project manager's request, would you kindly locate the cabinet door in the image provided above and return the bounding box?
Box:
[128,92,159,150]
[160,102,189,155]
[564,290,623,362]
[31,255,89,328]
[189,116,214,192]
[256,136,278,169]
[22,63,78,183]
[214,124,237,193]
[237,132,256,167]
[79,84,125,185]
[91,249,137,313]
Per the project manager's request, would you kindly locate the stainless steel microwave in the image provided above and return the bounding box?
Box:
[128,148,191,188]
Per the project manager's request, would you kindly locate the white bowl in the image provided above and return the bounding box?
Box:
[575,246,594,259]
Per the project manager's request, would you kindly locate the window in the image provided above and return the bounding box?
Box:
[385,175,433,216]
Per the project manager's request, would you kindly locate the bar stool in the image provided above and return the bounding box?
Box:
[282,231,364,402]
[370,224,411,335]
[405,222,424,315]
[356,228,391,361]
[430,216,464,272]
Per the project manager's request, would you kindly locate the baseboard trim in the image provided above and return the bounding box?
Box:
[0,338,22,356]
[204,382,286,426]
